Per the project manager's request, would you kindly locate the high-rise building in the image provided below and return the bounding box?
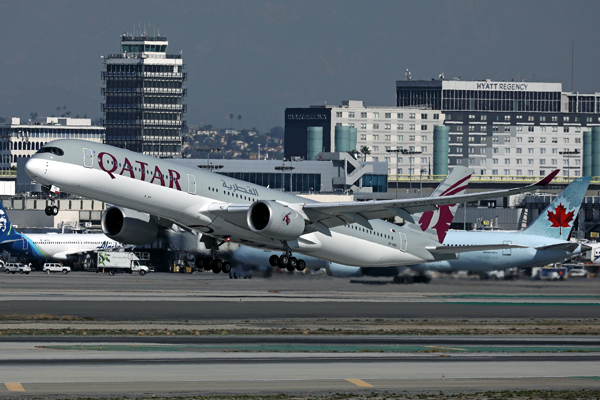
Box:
[102,34,186,158]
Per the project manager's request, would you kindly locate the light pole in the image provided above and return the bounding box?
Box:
[257,144,261,160]
[559,149,580,182]
[420,168,426,194]
[401,149,422,193]
[197,147,222,166]
[275,165,295,192]
[386,148,401,198]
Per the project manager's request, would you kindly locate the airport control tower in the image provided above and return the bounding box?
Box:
[102,33,186,158]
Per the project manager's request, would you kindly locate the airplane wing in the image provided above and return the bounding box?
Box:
[426,243,528,255]
[207,170,559,233]
[534,242,584,252]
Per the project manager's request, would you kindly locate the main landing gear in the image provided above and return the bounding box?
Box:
[195,237,231,274]
[268,244,306,272]
[44,188,59,216]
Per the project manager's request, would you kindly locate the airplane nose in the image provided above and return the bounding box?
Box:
[25,158,42,179]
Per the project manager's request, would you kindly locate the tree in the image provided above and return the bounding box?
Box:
[229,113,234,129]
[360,146,371,161]
[237,114,242,130]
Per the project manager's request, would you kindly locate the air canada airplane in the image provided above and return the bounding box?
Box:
[327,176,592,281]
[24,140,558,270]
[0,202,123,262]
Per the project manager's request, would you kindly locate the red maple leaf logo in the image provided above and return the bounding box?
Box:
[547,204,574,236]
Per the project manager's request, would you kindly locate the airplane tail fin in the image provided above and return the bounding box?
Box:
[522,176,591,240]
[407,166,472,244]
[0,201,22,243]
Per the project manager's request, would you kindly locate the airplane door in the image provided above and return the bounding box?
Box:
[83,148,93,168]
[187,174,196,194]
[503,240,511,256]
[398,232,407,252]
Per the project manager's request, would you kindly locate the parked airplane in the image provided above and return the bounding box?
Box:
[327,176,592,281]
[24,140,557,270]
[0,202,123,263]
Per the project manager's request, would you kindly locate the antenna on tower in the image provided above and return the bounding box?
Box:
[405,69,411,81]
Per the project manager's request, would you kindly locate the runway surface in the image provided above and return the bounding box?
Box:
[0,272,598,397]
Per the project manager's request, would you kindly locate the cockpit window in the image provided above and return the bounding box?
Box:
[36,147,64,156]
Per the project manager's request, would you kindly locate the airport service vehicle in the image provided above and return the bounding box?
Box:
[5,262,31,274]
[534,267,567,281]
[97,251,148,276]
[0,202,124,263]
[326,177,591,282]
[42,262,71,274]
[567,264,589,278]
[25,140,556,271]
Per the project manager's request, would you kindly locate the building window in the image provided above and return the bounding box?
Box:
[385,124,391,130]
[517,137,523,143]
[504,126,510,132]
[372,157,378,162]
[360,134,366,140]
[552,126,558,132]
[336,112,342,118]
[349,112,355,118]
[421,146,427,152]
[540,116,546,122]
[564,138,569,143]
[528,170,534,176]
[397,113,403,119]
[504,158,510,164]
[349,123,355,128]
[551,159,557,165]
[493,159,498,164]
[433,114,439,120]
[409,124,415,130]
[516,159,522,164]
[421,114,427,119]
[551,137,557,143]
[372,146,379,151]
[360,123,367,129]
[504,169,510,175]
[505,148,510,154]
[373,134,379,141]
[564,127,569,133]
[481,125,487,132]
[528,159,534,165]
[421,125,427,130]
[492,136,498,142]
[397,124,403,130]
[373,112,379,119]
[528,148,534,154]
[516,169,522,175]
[528,116,534,122]
[469,126,475,132]
[564,116,570,122]
[540,148,546,154]
[551,116,557,122]
[409,135,415,141]
[481,115,487,121]
[504,137,510,143]
[361,112,367,118]
[504,115,511,121]
[575,138,581,143]
[397,135,403,141]
[492,170,498,175]
[384,157,390,162]
[385,113,391,118]
[528,126,534,132]
[468,136,475,142]
[493,148,499,153]
[552,148,558,154]
[540,137,546,143]
[541,127,546,132]
[409,113,416,119]
[516,148,522,154]
[528,137,534,143]
[385,135,391,141]
[421,135,427,141]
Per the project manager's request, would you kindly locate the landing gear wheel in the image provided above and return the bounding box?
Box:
[195,258,204,269]
[215,259,223,270]
[286,265,295,272]
[278,255,289,268]
[289,257,297,268]
[108,269,115,276]
[44,206,52,216]
[205,258,214,269]
[50,206,59,216]
[296,259,306,272]
[269,255,279,267]
[221,262,231,274]
[212,266,221,274]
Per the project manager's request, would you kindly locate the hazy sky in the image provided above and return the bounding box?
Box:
[0,0,599,132]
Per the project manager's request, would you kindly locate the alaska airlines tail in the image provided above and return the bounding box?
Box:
[522,176,591,240]
[407,166,472,244]
[0,202,24,245]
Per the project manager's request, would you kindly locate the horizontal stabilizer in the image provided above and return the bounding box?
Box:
[426,243,527,255]
[0,235,24,245]
[534,242,580,252]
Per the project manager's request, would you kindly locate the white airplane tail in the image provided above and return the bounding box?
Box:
[407,166,472,244]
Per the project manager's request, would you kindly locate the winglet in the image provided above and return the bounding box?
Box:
[535,169,560,186]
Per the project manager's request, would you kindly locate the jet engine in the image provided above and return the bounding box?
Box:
[247,200,305,241]
[101,206,159,245]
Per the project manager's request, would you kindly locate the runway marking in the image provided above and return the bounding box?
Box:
[5,383,25,391]
[426,345,467,351]
[345,378,373,387]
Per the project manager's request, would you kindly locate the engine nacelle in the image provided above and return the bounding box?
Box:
[101,206,159,246]
[247,200,305,241]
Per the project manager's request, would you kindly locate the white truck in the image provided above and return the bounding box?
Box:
[96,252,149,276]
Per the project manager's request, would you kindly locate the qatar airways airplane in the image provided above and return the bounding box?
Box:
[24,140,557,270]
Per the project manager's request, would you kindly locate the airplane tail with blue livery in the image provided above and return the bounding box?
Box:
[0,202,26,245]
[522,176,591,241]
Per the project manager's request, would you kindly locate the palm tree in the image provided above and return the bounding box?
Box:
[360,146,371,161]
[229,113,234,129]
[237,114,242,130]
